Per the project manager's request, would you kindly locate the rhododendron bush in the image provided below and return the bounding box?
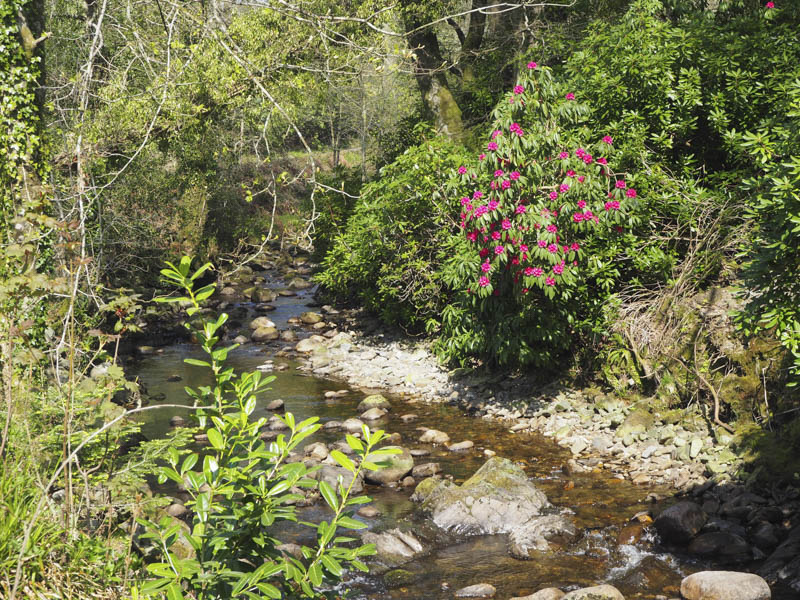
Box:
[433,64,639,366]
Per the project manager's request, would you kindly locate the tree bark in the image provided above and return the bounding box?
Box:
[402,5,464,139]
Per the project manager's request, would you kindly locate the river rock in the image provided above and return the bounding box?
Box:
[616,408,654,439]
[279,329,297,342]
[750,522,780,551]
[296,335,326,353]
[357,394,392,411]
[420,457,549,536]
[169,415,186,427]
[454,583,496,597]
[363,446,414,484]
[448,440,474,452]
[300,311,323,325]
[304,442,329,461]
[361,528,424,569]
[419,429,450,444]
[510,588,565,600]
[357,505,381,518]
[165,503,188,518]
[342,418,365,434]
[254,303,276,312]
[681,571,771,600]
[360,407,388,421]
[316,465,363,495]
[654,501,707,543]
[249,316,276,329]
[759,523,800,588]
[288,277,312,290]
[561,584,624,600]
[400,413,418,423]
[268,415,289,430]
[508,513,578,558]
[688,532,750,562]
[252,288,277,303]
[233,335,249,344]
[266,398,284,411]
[412,463,441,478]
[251,326,279,342]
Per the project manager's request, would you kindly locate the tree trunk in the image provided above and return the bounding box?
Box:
[402,7,464,139]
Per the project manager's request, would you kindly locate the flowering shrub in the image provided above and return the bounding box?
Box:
[434,64,638,366]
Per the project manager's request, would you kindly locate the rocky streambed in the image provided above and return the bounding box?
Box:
[126,253,799,599]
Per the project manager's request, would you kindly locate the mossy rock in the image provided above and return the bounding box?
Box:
[384,568,420,588]
[616,408,654,438]
[357,394,391,412]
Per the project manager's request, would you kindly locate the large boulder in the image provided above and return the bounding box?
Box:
[363,446,414,484]
[561,585,624,600]
[251,288,277,303]
[361,528,424,569]
[654,501,707,544]
[680,571,771,600]
[616,408,654,439]
[288,277,312,290]
[357,394,392,412]
[759,524,800,590]
[688,532,750,563]
[419,457,571,555]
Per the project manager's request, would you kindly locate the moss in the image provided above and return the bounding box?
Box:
[384,569,419,588]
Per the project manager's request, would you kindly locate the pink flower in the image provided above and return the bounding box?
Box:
[533,267,544,277]
[488,200,499,211]
[566,170,576,178]
[479,248,489,258]
[473,190,484,199]
[510,171,520,180]
[513,85,524,95]
[458,166,467,175]
[549,191,558,200]
[615,180,626,189]
[538,239,547,248]
[479,153,486,161]
[573,212,583,223]
[565,93,575,100]
[546,277,555,286]
[626,188,637,198]
[501,180,511,190]
[492,231,501,240]
[490,181,498,190]
[527,61,538,69]
[467,231,478,242]
[547,243,558,253]
[571,242,580,250]
[520,244,529,253]
[515,205,526,214]
[575,148,586,158]
[766,1,774,7]
[560,184,570,193]
[491,130,503,139]
[597,157,607,165]
[577,175,585,183]
[481,261,491,273]
[502,219,512,230]
[488,142,498,151]
[495,245,505,255]
[553,263,564,274]
[584,210,594,219]
[559,152,569,159]
[546,224,557,233]
[577,200,586,208]
[602,135,613,144]
[583,154,593,164]
[494,169,504,177]
[511,257,519,265]
[460,197,469,205]
[524,267,535,276]
[479,276,490,287]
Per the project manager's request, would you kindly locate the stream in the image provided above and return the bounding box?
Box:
[129,274,747,600]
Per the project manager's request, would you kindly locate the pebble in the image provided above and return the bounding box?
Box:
[448,440,474,452]
[266,399,285,411]
[357,505,381,518]
[454,583,496,598]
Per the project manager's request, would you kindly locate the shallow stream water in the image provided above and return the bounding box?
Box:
[130,283,740,600]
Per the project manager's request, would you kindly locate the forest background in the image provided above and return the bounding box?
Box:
[1,0,799,597]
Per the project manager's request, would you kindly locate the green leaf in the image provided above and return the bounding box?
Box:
[329,450,355,472]
[336,516,367,529]
[184,358,211,368]
[318,480,339,511]
[207,428,224,450]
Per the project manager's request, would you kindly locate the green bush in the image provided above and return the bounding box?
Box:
[315,137,472,329]
[139,258,397,599]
